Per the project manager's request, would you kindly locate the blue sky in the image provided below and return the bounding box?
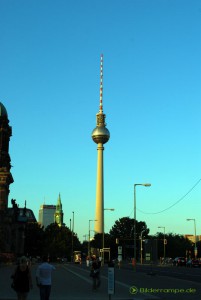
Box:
[0,0,200,242]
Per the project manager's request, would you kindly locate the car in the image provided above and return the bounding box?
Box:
[172,257,186,266]
[186,259,200,268]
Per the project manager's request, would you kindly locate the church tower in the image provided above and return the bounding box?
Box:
[91,55,110,234]
[54,193,63,227]
[0,102,14,211]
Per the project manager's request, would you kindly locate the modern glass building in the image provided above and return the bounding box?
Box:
[38,204,56,228]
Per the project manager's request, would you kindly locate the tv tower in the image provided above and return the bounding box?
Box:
[92,54,110,234]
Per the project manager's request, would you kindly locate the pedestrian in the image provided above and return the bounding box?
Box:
[91,255,101,290]
[11,256,33,300]
[86,256,90,267]
[36,255,55,300]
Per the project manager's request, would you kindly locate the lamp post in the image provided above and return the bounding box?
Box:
[186,218,197,258]
[134,183,151,267]
[158,226,165,263]
[88,219,97,256]
[103,208,114,264]
[71,211,74,262]
[140,229,145,264]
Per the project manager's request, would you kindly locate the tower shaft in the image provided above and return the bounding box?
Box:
[95,143,104,233]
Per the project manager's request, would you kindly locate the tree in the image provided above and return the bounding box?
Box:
[155,232,192,259]
[24,222,44,257]
[110,217,149,238]
[90,233,113,251]
[90,233,102,250]
[43,223,81,261]
[109,217,149,259]
[24,222,81,261]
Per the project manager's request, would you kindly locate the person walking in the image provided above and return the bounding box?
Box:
[91,255,101,290]
[11,256,33,300]
[86,256,90,267]
[36,255,55,300]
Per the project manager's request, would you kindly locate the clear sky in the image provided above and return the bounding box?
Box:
[0,0,200,242]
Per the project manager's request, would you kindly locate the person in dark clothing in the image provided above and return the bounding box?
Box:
[91,255,101,290]
[11,256,32,300]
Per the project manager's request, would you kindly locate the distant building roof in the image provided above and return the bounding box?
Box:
[184,234,201,242]
[7,207,37,223]
[40,205,56,209]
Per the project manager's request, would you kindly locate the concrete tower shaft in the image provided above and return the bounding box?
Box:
[91,55,110,234]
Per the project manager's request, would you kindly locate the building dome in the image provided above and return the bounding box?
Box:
[92,126,110,144]
[0,102,8,117]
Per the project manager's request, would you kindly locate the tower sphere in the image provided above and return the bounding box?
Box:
[92,126,110,144]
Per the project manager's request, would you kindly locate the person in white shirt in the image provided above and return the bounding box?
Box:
[36,256,55,300]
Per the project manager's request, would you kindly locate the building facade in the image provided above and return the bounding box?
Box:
[0,102,14,211]
[0,102,36,255]
[38,205,56,228]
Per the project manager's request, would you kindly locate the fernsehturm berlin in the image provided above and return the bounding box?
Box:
[92,54,110,234]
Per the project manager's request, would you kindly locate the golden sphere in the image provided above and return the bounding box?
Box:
[92,126,110,144]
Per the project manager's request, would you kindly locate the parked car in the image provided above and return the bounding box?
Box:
[186,259,200,268]
[172,257,186,266]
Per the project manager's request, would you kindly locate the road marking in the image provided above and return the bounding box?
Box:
[62,265,160,299]
[62,265,92,284]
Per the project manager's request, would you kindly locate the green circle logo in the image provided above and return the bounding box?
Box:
[130,286,138,294]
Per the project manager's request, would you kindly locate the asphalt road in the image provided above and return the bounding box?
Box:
[135,263,201,283]
[0,262,201,300]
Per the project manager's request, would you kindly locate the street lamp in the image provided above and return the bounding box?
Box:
[71,211,74,262]
[158,226,166,263]
[103,208,115,265]
[140,229,146,264]
[134,183,151,268]
[186,218,197,259]
[88,219,97,256]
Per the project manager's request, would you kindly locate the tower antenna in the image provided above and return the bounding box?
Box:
[99,54,103,113]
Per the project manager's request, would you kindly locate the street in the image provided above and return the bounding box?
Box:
[135,263,201,283]
[0,262,201,300]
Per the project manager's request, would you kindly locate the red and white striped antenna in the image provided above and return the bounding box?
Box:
[99,54,103,113]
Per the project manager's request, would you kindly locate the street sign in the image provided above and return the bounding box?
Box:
[118,246,122,255]
[146,253,151,261]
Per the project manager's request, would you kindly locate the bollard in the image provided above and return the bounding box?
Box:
[108,261,115,299]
